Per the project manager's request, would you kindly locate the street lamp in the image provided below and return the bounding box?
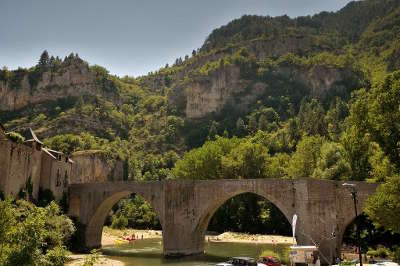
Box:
[342,183,363,266]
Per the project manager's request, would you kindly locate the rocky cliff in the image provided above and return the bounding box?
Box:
[0,55,118,112]
[168,58,362,119]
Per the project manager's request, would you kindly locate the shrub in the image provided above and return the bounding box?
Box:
[111,215,128,229]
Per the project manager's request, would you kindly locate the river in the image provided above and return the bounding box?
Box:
[101,239,290,266]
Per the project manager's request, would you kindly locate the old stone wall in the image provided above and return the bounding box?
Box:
[70,151,123,184]
[0,140,42,198]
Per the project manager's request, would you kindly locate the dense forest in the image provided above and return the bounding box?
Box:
[1,0,400,260]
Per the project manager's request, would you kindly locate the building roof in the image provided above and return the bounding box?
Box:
[42,147,57,160]
[41,147,74,164]
[22,128,43,145]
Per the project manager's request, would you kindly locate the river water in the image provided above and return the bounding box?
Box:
[102,239,290,266]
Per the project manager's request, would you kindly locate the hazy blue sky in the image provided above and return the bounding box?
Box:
[0,0,353,77]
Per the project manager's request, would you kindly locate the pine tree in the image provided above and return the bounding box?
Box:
[38,50,50,69]
[236,117,246,136]
[208,121,219,140]
[248,115,258,133]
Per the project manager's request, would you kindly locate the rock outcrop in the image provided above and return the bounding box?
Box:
[0,57,118,112]
[176,63,362,119]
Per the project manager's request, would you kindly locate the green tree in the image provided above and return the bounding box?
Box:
[222,139,271,179]
[287,135,325,178]
[298,99,327,136]
[312,142,351,180]
[235,117,246,136]
[38,50,50,70]
[173,137,240,180]
[0,199,74,266]
[207,121,219,140]
[365,176,400,234]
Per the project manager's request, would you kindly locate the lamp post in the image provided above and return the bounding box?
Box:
[342,183,363,266]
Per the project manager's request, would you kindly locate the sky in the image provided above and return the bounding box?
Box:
[0,0,353,77]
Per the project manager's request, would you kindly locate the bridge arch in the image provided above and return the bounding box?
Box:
[68,181,164,250]
[85,190,163,249]
[196,189,293,241]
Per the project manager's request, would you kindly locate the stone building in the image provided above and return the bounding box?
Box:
[0,124,73,201]
[70,150,124,184]
[40,148,74,200]
[0,123,126,202]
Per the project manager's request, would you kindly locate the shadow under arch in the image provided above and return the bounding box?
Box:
[85,190,164,249]
[196,189,293,243]
[339,212,400,258]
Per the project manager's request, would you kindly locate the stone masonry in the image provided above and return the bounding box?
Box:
[68,179,378,263]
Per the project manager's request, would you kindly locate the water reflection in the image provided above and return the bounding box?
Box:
[102,238,290,266]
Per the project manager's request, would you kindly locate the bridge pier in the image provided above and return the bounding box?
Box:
[68,179,378,262]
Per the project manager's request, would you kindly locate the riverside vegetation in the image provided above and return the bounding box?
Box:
[1,0,400,263]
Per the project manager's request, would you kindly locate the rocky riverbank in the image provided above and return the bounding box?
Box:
[101,226,294,246]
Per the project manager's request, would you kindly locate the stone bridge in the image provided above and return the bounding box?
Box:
[68,178,378,263]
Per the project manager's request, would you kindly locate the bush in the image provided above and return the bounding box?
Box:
[393,247,400,263]
[43,246,70,266]
[0,199,74,265]
[83,249,100,266]
[367,246,391,258]
[111,215,128,229]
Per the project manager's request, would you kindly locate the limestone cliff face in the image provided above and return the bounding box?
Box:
[185,66,243,119]
[181,64,360,119]
[0,61,102,111]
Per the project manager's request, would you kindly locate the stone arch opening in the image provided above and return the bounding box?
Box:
[85,190,163,249]
[340,213,400,261]
[197,191,293,247]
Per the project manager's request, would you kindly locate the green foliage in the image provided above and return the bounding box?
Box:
[394,247,400,263]
[5,131,25,143]
[109,195,161,230]
[312,142,351,180]
[0,199,74,266]
[367,246,392,259]
[287,135,325,178]
[297,99,327,136]
[111,215,128,229]
[83,249,100,266]
[365,176,400,234]
[173,137,240,180]
[221,139,271,179]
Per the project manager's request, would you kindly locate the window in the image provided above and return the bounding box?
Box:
[64,170,68,187]
[56,169,61,187]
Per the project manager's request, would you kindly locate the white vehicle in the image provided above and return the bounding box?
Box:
[373,262,400,266]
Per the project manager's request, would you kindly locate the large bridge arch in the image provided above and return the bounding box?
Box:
[194,181,295,244]
[85,190,164,249]
[68,181,164,250]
